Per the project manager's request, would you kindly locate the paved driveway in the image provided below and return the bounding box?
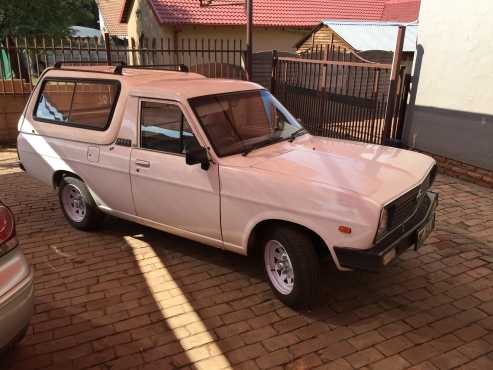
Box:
[1,148,493,370]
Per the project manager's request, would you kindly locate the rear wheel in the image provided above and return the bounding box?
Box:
[263,226,320,308]
[58,177,104,230]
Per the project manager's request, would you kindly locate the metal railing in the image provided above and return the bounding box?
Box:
[0,34,247,95]
[272,46,410,146]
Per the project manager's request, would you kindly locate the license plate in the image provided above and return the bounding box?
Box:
[416,204,437,250]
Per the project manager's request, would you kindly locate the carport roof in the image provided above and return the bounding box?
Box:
[321,20,418,52]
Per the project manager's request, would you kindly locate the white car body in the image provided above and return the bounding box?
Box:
[0,202,34,352]
[17,66,437,276]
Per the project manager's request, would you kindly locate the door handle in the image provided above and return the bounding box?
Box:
[135,160,151,168]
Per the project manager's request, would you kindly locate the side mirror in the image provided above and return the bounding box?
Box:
[186,146,210,170]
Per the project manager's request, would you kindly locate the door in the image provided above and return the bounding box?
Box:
[130,99,222,242]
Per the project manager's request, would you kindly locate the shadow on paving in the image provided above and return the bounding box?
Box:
[1,151,493,369]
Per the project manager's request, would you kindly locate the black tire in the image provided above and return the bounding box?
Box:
[262,226,320,308]
[58,176,104,231]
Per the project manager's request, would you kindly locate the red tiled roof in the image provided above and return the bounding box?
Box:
[121,0,420,27]
[381,0,420,22]
[96,0,128,37]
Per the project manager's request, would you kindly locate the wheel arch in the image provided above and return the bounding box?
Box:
[246,219,331,260]
[52,170,83,188]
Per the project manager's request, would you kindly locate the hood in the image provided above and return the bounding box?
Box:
[246,136,435,205]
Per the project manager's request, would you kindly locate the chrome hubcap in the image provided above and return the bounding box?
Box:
[264,240,294,295]
[61,184,86,223]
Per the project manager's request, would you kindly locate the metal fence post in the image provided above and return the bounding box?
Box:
[104,32,112,66]
[271,49,278,94]
[395,69,411,145]
[130,38,136,66]
[382,25,406,145]
[245,0,253,81]
[320,44,330,90]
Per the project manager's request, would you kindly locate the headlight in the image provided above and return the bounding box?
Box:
[376,208,389,241]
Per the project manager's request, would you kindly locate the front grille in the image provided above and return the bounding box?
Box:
[387,185,421,229]
[376,193,432,251]
[373,165,437,244]
[385,165,436,233]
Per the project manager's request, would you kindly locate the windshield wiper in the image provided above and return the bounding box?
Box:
[242,137,280,157]
[242,128,307,156]
[289,128,307,142]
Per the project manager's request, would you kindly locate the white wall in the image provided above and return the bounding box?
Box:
[414,0,493,114]
[404,0,493,170]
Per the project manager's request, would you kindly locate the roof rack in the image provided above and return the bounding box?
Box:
[122,64,189,73]
[52,61,189,75]
[53,61,126,75]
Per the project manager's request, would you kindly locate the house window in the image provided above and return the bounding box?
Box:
[34,79,119,130]
[140,101,200,154]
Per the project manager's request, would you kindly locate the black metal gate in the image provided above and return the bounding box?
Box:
[271,46,411,146]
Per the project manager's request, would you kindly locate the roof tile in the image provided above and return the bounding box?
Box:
[96,0,128,37]
[147,0,389,27]
[381,0,420,22]
[121,0,420,28]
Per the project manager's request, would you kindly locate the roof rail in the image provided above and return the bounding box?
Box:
[113,62,126,75]
[51,62,189,75]
[54,61,106,68]
[53,61,126,75]
[123,64,189,73]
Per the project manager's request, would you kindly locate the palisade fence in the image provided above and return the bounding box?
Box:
[1,33,411,147]
[272,43,411,146]
[0,34,247,144]
[0,34,247,96]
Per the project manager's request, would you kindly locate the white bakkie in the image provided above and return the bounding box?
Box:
[17,65,438,307]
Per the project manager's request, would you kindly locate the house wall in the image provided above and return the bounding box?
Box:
[178,26,307,53]
[127,0,307,53]
[128,0,174,42]
[404,0,493,171]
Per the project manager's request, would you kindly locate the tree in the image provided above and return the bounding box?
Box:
[0,0,98,80]
[0,0,98,38]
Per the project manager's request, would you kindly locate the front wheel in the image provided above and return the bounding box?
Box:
[263,227,320,308]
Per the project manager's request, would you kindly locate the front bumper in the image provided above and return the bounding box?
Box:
[334,191,438,271]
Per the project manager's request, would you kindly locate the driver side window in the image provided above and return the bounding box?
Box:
[140,101,200,155]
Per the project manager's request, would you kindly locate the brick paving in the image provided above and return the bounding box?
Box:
[1,147,493,370]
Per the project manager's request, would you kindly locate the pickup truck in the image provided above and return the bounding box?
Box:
[17,64,438,307]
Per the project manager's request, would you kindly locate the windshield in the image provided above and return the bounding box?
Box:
[189,90,304,157]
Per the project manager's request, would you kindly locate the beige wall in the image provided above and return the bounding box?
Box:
[127,0,172,42]
[413,0,493,115]
[177,26,307,53]
[127,0,308,53]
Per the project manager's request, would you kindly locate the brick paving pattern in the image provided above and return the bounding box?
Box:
[1,147,493,370]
